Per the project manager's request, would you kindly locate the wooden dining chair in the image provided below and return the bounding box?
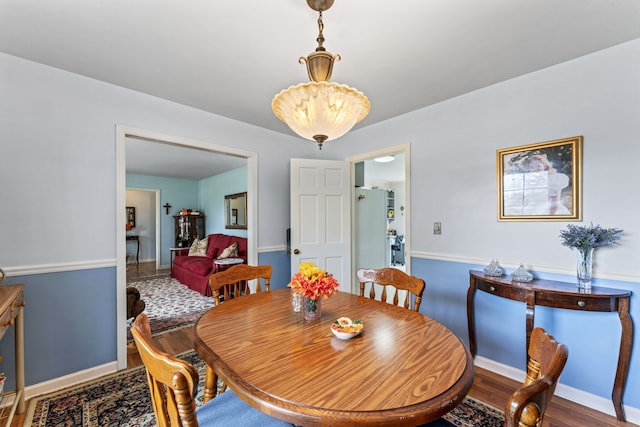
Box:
[422,327,567,427]
[505,327,569,427]
[208,264,272,306]
[205,264,273,400]
[130,313,290,427]
[357,267,425,311]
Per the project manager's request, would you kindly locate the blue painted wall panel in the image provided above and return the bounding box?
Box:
[258,251,291,291]
[410,257,639,405]
[0,268,116,389]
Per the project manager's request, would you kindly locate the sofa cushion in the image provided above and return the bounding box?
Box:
[206,234,231,258]
[173,256,213,276]
[218,242,238,259]
[188,237,209,256]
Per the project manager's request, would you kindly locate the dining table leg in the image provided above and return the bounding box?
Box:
[203,366,218,403]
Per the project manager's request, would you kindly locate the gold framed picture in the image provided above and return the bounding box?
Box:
[497,136,582,221]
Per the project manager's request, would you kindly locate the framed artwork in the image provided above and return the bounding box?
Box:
[126,206,136,228]
[497,136,582,221]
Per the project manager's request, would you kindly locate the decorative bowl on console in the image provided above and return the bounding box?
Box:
[483,259,503,277]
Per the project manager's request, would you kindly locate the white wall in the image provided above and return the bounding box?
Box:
[0,51,328,271]
[125,189,156,263]
[338,38,640,281]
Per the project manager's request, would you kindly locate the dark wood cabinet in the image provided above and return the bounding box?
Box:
[174,214,205,248]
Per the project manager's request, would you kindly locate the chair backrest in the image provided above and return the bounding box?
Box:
[357,268,425,311]
[130,313,200,427]
[208,264,272,306]
[505,327,569,427]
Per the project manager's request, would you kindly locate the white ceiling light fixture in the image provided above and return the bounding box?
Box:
[374,155,395,163]
[272,0,370,150]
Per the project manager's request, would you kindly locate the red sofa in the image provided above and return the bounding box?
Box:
[171,233,247,296]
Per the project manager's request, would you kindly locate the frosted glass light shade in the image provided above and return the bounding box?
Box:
[272,81,370,149]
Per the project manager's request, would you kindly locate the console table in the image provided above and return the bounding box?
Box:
[126,235,139,264]
[0,284,25,426]
[467,270,632,421]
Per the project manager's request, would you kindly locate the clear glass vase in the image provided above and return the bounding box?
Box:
[303,297,322,321]
[576,248,594,290]
[291,291,302,313]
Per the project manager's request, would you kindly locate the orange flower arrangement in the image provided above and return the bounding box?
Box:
[125,223,133,231]
[288,261,339,301]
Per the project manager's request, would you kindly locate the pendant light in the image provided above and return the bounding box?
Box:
[272,0,370,150]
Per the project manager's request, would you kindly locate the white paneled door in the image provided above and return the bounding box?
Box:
[290,158,351,292]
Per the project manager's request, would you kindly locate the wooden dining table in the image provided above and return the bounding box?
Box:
[193,289,474,427]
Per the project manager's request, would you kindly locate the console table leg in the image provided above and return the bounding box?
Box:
[466,278,477,357]
[613,298,632,421]
[525,291,536,359]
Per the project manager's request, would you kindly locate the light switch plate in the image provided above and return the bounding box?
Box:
[433,222,441,235]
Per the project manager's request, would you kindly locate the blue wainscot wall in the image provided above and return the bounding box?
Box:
[0,268,117,391]
[1,252,638,421]
[411,257,639,417]
[0,250,289,394]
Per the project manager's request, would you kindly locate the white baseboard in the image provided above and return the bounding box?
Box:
[21,360,118,403]
[475,355,640,424]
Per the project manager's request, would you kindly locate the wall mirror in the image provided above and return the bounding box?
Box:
[225,192,247,229]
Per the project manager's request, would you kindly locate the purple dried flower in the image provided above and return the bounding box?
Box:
[559,223,623,253]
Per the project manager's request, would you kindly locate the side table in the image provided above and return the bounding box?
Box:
[126,235,140,264]
[214,257,244,272]
[169,247,187,273]
[0,284,25,426]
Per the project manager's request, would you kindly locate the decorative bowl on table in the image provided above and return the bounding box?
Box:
[331,317,364,340]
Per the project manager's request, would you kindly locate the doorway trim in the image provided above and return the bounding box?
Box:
[115,124,258,369]
[346,143,411,285]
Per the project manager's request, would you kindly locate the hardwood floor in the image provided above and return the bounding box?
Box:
[5,262,637,426]
[126,260,170,280]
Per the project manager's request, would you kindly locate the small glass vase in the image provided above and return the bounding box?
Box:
[576,248,594,290]
[291,292,302,313]
[303,296,322,321]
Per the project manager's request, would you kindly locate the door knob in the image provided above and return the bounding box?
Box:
[293,249,301,255]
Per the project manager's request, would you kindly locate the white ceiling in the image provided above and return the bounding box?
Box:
[3,0,640,179]
[125,137,248,180]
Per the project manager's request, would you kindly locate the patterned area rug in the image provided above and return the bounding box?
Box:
[25,351,503,427]
[442,397,503,426]
[127,274,215,340]
[25,352,206,426]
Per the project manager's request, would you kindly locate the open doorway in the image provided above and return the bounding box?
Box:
[115,125,258,370]
[348,144,410,293]
[125,188,160,271]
